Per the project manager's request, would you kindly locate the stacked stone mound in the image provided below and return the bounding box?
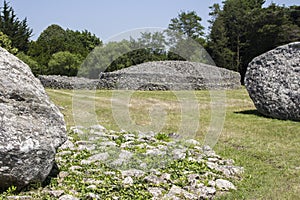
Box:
[39,61,241,90]
[245,42,300,121]
[102,61,241,90]
[0,47,67,190]
[39,75,100,90]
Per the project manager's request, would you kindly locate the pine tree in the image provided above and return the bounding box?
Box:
[168,11,205,45]
[0,0,32,52]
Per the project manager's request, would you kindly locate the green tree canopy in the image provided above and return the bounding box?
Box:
[28,24,67,67]
[0,0,32,52]
[168,11,205,45]
[28,24,102,75]
[80,40,131,78]
[16,52,40,76]
[207,0,300,83]
[0,31,17,54]
[48,51,82,76]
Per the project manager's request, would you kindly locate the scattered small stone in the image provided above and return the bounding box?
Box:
[104,171,116,176]
[216,179,237,191]
[93,132,107,137]
[7,196,32,200]
[187,174,200,183]
[85,193,100,200]
[145,148,166,156]
[77,144,96,151]
[144,175,164,185]
[123,134,136,141]
[149,168,161,176]
[58,194,79,200]
[192,185,216,199]
[59,140,75,150]
[207,161,218,170]
[123,176,134,185]
[185,139,200,146]
[161,173,171,181]
[88,152,110,162]
[100,141,117,147]
[71,128,84,135]
[208,157,219,163]
[165,185,197,200]
[59,171,69,179]
[83,178,103,185]
[57,151,73,156]
[120,141,135,148]
[140,163,147,169]
[48,190,65,198]
[205,186,217,195]
[208,180,216,187]
[69,166,82,171]
[106,135,119,140]
[80,160,92,165]
[147,187,165,198]
[86,185,97,190]
[168,132,182,139]
[70,126,85,131]
[75,141,93,145]
[172,148,186,159]
[90,125,106,131]
[121,169,145,178]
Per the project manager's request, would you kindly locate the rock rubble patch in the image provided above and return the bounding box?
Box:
[4,125,244,199]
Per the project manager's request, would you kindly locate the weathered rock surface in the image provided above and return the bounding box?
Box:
[0,47,67,190]
[39,61,241,90]
[245,42,300,121]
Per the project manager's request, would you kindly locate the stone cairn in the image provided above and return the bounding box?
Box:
[39,61,241,90]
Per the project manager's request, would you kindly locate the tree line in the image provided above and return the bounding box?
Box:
[0,0,299,83]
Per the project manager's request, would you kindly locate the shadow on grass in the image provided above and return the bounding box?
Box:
[236,110,300,122]
[234,109,267,118]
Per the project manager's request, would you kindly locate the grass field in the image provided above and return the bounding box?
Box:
[47,88,300,199]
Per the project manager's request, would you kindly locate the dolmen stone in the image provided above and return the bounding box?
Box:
[0,47,67,190]
[245,42,300,121]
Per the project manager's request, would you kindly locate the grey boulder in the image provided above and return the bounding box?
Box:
[245,42,300,121]
[0,47,67,190]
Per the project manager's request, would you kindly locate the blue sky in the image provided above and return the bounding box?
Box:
[5,0,300,41]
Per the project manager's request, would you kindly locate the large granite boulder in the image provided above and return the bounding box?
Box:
[245,42,300,121]
[0,47,67,190]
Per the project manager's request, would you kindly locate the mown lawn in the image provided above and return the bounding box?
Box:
[46,88,300,199]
